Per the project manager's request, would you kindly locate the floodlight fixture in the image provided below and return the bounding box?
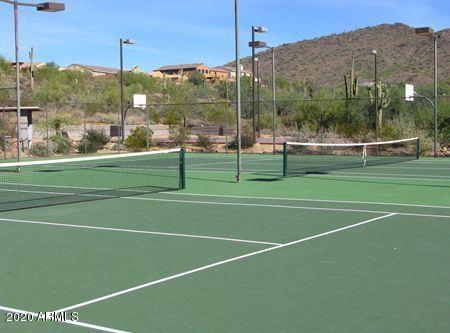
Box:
[36,2,65,12]
[254,26,268,33]
[122,39,135,45]
[249,41,267,48]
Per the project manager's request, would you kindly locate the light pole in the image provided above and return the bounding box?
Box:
[0,0,65,162]
[250,26,268,141]
[255,57,260,137]
[415,27,441,157]
[371,49,378,142]
[261,46,276,153]
[234,0,242,183]
[120,38,135,142]
[269,48,276,154]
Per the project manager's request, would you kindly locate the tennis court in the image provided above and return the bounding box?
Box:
[1,151,449,332]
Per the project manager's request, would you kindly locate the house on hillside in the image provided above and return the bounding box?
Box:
[154,63,239,83]
[213,65,253,81]
[66,64,120,78]
[10,61,46,70]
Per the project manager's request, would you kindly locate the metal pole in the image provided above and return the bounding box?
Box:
[2,105,6,160]
[45,104,49,155]
[225,81,229,153]
[83,104,87,154]
[433,34,438,157]
[256,58,260,138]
[117,111,121,154]
[14,1,22,163]
[271,48,276,154]
[120,38,125,142]
[235,0,242,183]
[251,26,256,141]
[145,106,149,151]
[183,116,186,149]
[374,53,378,142]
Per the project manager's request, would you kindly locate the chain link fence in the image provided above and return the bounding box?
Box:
[0,95,448,159]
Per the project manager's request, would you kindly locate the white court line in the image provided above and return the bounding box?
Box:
[410,160,450,163]
[0,217,280,246]
[163,192,450,209]
[189,168,279,172]
[122,196,450,219]
[309,173,450,182]
[0,186,448,219]
[0,305,130,333]
[377,165,450,171]
[189,157,278,168]
[333,171,450,179]
[180,168,450,181]
[54,213,396,313]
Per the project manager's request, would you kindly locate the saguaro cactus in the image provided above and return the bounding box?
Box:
[344,56,358,100]
[368,82,391,128]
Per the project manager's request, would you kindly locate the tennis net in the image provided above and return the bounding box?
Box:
[283,137,419,176]
[0,148,185,212]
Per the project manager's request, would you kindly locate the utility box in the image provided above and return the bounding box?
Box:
[110,125,121,137]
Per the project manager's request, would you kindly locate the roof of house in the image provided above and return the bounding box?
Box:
[155,63,204,71]
[215,65,252,74]
[68,64,120,74]
[210,67,228,73]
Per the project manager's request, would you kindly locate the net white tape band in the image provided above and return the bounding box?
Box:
[285,137,418,148]
[0,148,182,168]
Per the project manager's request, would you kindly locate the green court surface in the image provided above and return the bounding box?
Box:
[0,153,449,332]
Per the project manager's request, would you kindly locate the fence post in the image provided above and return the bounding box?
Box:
[117,111,121,154]
[145,106,150,151]
[83,104,87,155]
[180,148,186,190]
[45,104,49,156]
[2,105,5,160]
[225,101,229,153]
[283,142,288,177]
[320,100,325,155]
[417,138,421,159]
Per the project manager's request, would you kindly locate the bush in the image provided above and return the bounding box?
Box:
[169,125,189,146]
[188,71,205,86]
[228,126,255,149]
[78,129,111,153]
[124,126,153,151]
[196,134,216,152]
[30,142,50,157]
[50,134,71,154]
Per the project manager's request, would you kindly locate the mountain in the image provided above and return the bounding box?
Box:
[230,23,450,88]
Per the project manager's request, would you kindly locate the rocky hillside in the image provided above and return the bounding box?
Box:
[231,23,450,88]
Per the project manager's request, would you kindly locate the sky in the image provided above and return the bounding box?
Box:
[0,0,448,72]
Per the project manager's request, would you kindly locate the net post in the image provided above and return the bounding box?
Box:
[283,142,288,177]
[416,138,420,159]
[180,148,186,190]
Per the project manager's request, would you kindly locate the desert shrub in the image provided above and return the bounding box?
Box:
[124,126,153,151]
[169,125,189,146]
[188,71,205,86]
[49,114,73,135]
[196,134,216,152]
[285,124,316,143]
[78,129,110,153]
[228,126,255,149]
[50,134,71,154]
[30,142,50,157]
